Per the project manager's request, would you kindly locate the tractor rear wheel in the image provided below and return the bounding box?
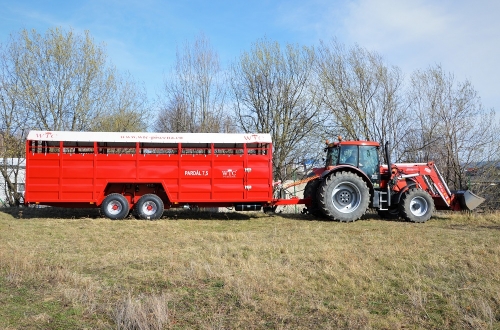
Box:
[304,178,324,217]
[400,188,434,223]
[318,171,370,222]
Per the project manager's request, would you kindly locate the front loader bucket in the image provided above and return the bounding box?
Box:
[457,190,485,211]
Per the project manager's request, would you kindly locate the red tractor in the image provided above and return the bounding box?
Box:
[302,138,484,222]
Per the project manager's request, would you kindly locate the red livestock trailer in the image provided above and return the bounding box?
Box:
[24,131,278,219]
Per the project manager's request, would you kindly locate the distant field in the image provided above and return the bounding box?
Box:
[0,207,499,329]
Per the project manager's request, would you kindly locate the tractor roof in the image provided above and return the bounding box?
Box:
[327,140,380,148]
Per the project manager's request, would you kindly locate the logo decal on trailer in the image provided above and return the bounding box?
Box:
[222,169,237,178]
[36,132,55,139]
[244,134,266,141]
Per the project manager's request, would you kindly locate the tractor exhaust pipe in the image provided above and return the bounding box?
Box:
[384,141,392,207]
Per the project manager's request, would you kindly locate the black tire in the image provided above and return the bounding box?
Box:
[377,208,400,220]
[400,188,434,223]
[134,194,164,220]
[304,178,325,217]
[101,193,129,220]
[263,206,277,214]
[318,171,370,222]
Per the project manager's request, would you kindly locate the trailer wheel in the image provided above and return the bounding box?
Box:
[318,171,370,222]
[400,188,434,223]
[135,194,164,220]
[304,178,325,217]
[101,193,129,220]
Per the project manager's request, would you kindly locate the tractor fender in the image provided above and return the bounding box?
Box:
[391,179,418,206]
[320,165,375,192]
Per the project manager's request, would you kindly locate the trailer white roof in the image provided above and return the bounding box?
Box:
[27,130,272,144]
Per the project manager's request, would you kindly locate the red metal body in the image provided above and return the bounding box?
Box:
[381,162,463,211]
[24,131,274,210]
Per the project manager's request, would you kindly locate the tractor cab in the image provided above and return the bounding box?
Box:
[325,140,381,185]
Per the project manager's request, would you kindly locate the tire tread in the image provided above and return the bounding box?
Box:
[318,171,370,222]
[400,188,434,223]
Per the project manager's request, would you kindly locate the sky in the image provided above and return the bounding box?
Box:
[0,0,499,112]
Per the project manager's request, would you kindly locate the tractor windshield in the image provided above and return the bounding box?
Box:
[326,144,380,182]
[326,145,361,167]
[339,145,358,166]
[325,146,339,167]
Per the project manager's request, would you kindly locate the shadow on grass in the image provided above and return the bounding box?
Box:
[0,206,256,221]
[445,223,500,231]
[276,210,409,223]
[6,207,460,223]
[1,206,102,219]
[161,210,254,221]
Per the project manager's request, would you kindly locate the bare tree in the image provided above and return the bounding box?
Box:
[0,27,149,205]
[156,34,230,133]
[8,28,111,130]
[91,73,150,132]
[316,40,409,158]
[230,39,325,181]
[156,94,191,132]
[0,57,27,205]
[404,65,499,191]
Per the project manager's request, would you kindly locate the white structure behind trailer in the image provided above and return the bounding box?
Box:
[0,158,25,206]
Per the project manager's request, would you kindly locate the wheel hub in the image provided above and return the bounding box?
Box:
[331,182,361,214]
[336,190,352,205]
[409,196,428,216]
[108,201,122,215]
[142,201,157,215]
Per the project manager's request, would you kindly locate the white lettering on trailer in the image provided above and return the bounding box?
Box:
[184,170,209,176]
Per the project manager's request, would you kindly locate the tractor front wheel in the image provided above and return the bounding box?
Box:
[318,171,370,222]
[400,188,434,223]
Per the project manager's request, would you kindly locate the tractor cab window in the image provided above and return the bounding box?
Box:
[325,146,339,166]
[326,144,380,182]
[359,145,380,181]
[339,145,358,166]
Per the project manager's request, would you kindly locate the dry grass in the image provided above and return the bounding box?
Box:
[0,207,499,329]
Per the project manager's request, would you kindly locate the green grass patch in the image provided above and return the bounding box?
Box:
[0,276,97,329]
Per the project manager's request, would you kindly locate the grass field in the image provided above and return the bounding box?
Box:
[0,207,499,329]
